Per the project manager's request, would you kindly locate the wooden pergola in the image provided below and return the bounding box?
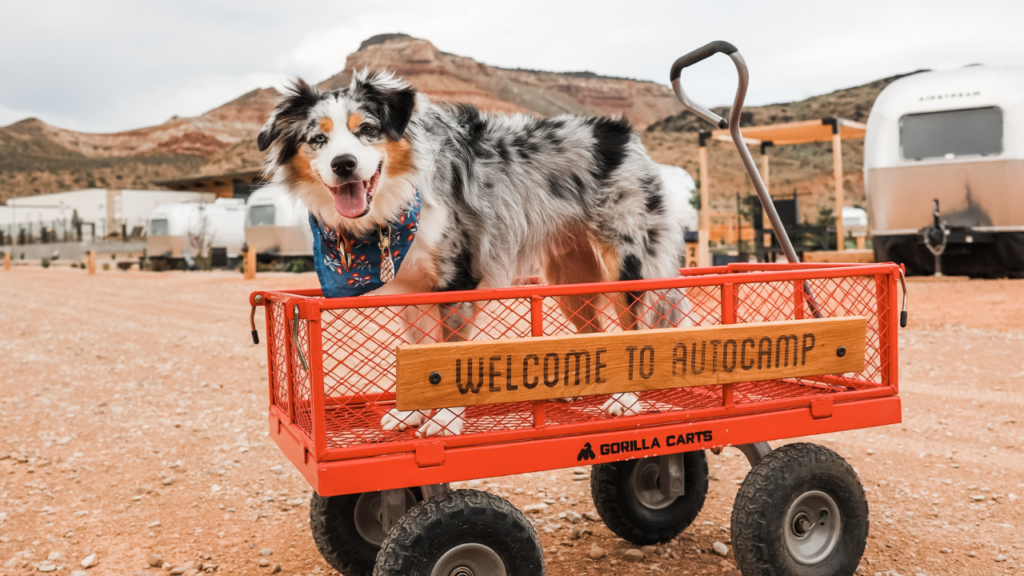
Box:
[695,118,866,265]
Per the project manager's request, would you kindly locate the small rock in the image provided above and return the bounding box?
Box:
[148,553,163,567]
[47,552,66,562]
[147,521,161,528]
[258,559,269,567]
[583,512,600,522]
[513,488,525,495]
[969,551,977,557]
[161,476,175,486]
[621,549,644,563]
[39,565,57,573]
[588,544,605,560]
[565,511,583,524]
[467,479,483,489]
[523,503,549,514]
[161,563,171,570]
[971,495,985,501]
[259,549,273,557]
[71,572,88,576]
[81,553,98,568]
[713,541,729,557]
[271,565,281,574]
[995,555,1007,562]
[570,526,581,540]
[940,548,952,554]
[542,499,557,505]
[133,572,153,576]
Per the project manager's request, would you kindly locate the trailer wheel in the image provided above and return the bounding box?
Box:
[731,443,868,576]
[590,450,708,545]
[310,489,421,576]
[374,490,544,576]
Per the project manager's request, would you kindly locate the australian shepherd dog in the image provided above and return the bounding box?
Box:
[258,69,690,437]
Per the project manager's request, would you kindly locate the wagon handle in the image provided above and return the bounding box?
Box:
[671,41,823,319]
[292,304,309,371]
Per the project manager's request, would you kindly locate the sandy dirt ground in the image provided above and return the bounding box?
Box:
[1,269,1022,576]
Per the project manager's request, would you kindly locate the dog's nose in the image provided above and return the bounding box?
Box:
[331,154,358,178]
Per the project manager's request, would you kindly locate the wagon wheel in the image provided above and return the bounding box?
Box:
[731,443,869,576]
[310,489,422,576]
[374,490,544,576]
[590,450,709,545]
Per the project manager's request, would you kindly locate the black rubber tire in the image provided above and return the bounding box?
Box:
[590,450,709,545]
[310,490,421,576]
[373,489,545,576]
[731,443,869,576]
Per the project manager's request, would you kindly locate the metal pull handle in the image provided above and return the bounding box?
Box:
[669,41,738,129]
[291,304,309,371]
[250,294,264,345]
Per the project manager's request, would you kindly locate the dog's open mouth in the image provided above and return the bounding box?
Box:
[330,162,382,219]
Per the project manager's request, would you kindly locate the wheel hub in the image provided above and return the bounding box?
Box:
[430,543,506,576]
[631,459,677,510]
[352,489,416,546]
[784,490,842,565]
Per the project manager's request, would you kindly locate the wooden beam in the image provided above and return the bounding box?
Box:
[395,317,867,410]
[833,129,845,251]
[698,136,710,267]
[87,250,96,275]
[244,247,257,280]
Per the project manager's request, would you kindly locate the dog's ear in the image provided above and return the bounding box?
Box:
[258,79,321,154]
[352,69,417,141]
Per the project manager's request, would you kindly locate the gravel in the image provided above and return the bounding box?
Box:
[147,553,163,567]
[713,541,729,557]
[80,553,98,568]
[588,544,605,560]
[259,549,273,556]
[621,549,644,563]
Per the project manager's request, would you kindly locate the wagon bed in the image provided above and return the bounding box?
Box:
[253,261,901,497]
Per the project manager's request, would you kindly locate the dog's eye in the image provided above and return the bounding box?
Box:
[359,125,380,138]
[311,133,327,145]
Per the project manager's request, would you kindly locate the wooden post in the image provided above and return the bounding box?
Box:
[87,250,96,275]
[3,251,9,271]
[856,235,866,250]
[698,132,710,267]
[244,247,257,280]
[760,141,774,248]
[832,122,845,251]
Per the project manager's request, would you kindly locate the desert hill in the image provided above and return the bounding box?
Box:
[0,34,682,202]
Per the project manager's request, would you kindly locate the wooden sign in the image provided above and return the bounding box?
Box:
[395,317,866,411]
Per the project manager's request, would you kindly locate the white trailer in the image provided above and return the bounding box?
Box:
[147,198,246,267]
[244,184,314,262]
[865,65,1024,276]
[657,163,700,233]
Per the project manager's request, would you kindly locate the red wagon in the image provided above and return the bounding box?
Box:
[251,42,907,576]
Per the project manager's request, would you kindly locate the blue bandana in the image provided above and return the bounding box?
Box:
[310,190,420,298]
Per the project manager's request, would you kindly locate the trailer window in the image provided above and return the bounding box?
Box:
[150,219,169,236]
[249,205,275,226]
[900,107,1002,160]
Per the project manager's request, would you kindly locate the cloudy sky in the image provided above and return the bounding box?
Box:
[3,0,1022,133]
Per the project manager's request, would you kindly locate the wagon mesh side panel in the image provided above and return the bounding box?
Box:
[289,313,313,442]
[319,298,536,448]
[267,301,290,415]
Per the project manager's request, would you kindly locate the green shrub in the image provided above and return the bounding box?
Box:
[41,258,51,268]
[102,262,110,271]
[290,258,305,273]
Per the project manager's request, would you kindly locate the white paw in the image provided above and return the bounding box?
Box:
[417,408,466,437]
[381,409,426,432]
[602,393,646,417]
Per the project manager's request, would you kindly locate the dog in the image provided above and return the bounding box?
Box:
[258,69,690,437]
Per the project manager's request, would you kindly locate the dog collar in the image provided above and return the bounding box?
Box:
[310,189,420,298]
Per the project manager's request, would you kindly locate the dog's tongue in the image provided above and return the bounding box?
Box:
[333,181,367,218]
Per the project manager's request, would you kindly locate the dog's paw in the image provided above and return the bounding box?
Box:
[381,409,426,432]
[417,408,466,437]
[602,393,646,417]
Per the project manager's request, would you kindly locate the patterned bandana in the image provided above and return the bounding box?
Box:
[309,190,420,298]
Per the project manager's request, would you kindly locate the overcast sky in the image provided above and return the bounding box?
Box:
[3,0,1022,133]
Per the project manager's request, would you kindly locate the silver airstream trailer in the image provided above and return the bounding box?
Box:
[147,198,246,268]
[865,65,1024,276]
[244,184,314,266]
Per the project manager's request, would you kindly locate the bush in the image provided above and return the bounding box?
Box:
[102,262,110,271]
[141,258,153,272]
[41,258,51,268]
[290,258,305,273]
[175,259,187,271]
